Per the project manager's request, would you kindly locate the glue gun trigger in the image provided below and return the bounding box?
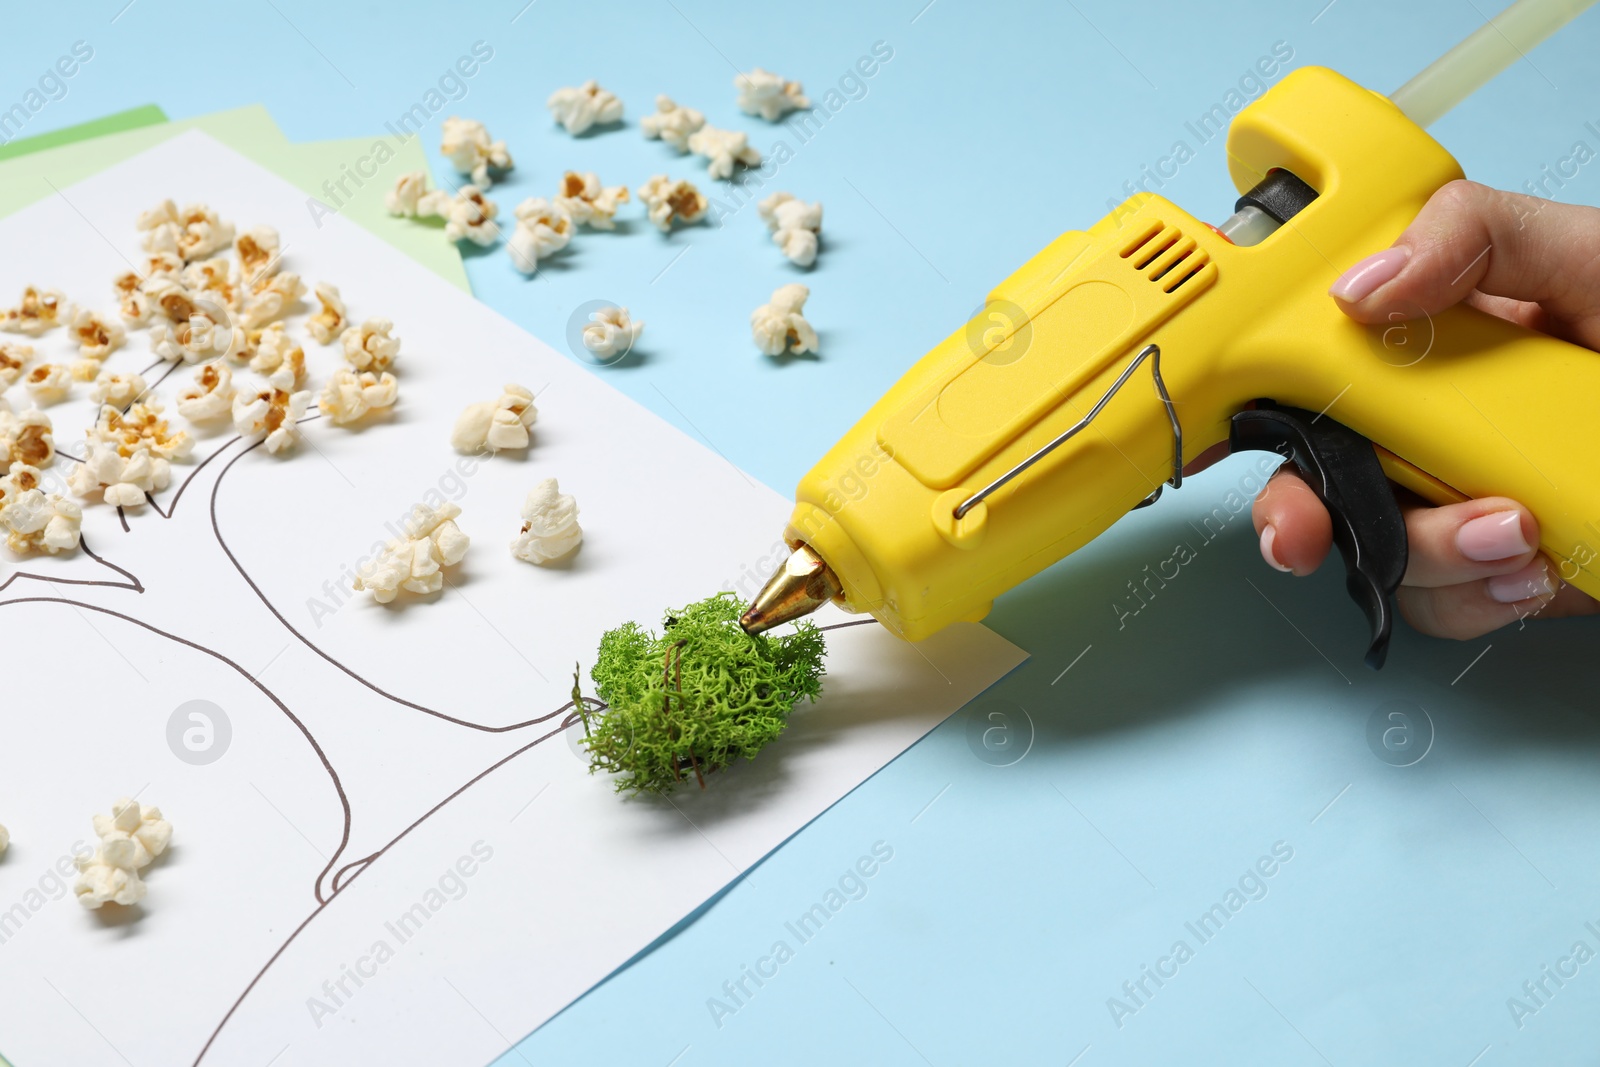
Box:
[1228,402,1409,670]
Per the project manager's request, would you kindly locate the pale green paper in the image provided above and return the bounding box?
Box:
[0,105,467,290]
[0,104,167,162]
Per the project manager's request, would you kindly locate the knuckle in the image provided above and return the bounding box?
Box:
[1429,179,1487,220]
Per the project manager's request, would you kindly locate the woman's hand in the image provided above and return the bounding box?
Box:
[1255,180,1600,639]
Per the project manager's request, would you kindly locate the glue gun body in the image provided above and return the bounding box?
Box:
[745,67,1600,667]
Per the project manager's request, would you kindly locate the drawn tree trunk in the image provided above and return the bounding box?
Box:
[3,423,589,1063]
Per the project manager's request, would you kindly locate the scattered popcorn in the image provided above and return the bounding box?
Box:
[234,225,281,284]
[417,189,453,218]
[0,459,35,494]
[150,322,200,364]
[176,363,235,422]
[143,273,197,325]
[167,284,220,330]
[687,125,761,180]
[0,402,53,467]
[263,363,299,395]
[73,858,144,909]
[735,67,810,121]
[0,286,65,336]
[179,204,236,261]
[91,369,147,408]
[0,342,32,387]
[387,174,452,219]
[249,322,306,384]
[554,171,629,230]
[0,462,81,555]
[181,257,229,288]
[0,824,7,855]
[74,859,147,908]
[197,292,244,359]
[307,282,348,345]
[113,276,155,326]
[68,306,127,360]
[440,116,514,187]
[112,257,176,316]
[546,80,623,135]
[150,303,232,364]
[450,383,537,453]
[113,259,179,324]
[228,326,261,365]
[582,306,645,359]
[180,258,241,310]
[442,186,501,247]
[139,200,236,262]
[387,171,433,217]
[113,252,182,313]
[135,199,181,255]
[639,94,705,151]
[388,174,454,220]
[232,384,312,454]
[24,363,71,405]
[758,191,823,267]
[135,200,177,231]
[92,798,173,867]
[92,401,194,461]
[241,271,306,330]
[340,318,401,372]
[250,266,298,298]
[68,442,172,507]
[353,501,470,603]
[751,283,818,356]
[319,368,398,425]
[506,198,573,274]
[637,175,708,232]
[74,798,172,910]
[142,251,185,275]
[70,359,100,383]
[510,478,583,564]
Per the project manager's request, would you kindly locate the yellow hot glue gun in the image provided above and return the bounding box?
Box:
[740,0,1600,668]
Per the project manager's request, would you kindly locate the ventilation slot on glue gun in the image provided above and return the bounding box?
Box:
[1119,221,1210,294]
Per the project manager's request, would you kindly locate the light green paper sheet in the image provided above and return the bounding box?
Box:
[0,104,167,162]
[0,105,467,291]
[265,129,470,291]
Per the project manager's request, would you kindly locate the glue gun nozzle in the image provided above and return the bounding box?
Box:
[739,544,842,635]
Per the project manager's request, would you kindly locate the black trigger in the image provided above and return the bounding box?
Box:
[1229,402,1408,670]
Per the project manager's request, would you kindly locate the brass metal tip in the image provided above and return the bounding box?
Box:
[739,543,842,635]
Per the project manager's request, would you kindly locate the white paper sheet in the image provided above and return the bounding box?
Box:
[0,131,1025,1067]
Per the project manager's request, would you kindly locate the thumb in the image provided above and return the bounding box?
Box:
[1327,179,1600,350]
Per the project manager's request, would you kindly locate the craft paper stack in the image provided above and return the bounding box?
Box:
[0,106,1025,1067]
[0,102,458,1067]
[0,103,467,289]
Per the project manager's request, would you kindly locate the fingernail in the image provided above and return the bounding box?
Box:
[1260,524,1292,573]
[1329,247,1411,302]
[1458,511,1530,562]
[1487,560,1556,603]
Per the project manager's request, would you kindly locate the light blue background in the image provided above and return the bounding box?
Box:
[7,1,1600,1063]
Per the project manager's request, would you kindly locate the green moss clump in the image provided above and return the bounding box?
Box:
[579,592,826,795]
